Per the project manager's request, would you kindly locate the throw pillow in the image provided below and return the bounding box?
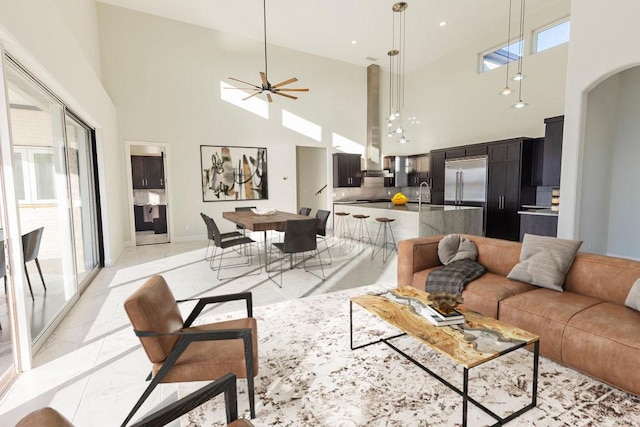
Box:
[625,278,640,312]
[437,234,478,266]
[507,234,582,292]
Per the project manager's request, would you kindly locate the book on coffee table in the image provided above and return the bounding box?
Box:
[425,304,464,321]
[423,311,465,327]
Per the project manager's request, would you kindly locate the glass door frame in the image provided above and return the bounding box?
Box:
[0,43,33,378]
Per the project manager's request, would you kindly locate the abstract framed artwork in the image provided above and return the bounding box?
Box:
[201,145,268,202]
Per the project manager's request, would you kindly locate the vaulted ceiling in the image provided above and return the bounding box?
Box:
[97,0,565,72]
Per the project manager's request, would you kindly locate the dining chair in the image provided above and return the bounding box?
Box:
[207,215,261,279]
[268,218,325,288]
[122,275,259,426]
[315,209,332,265]
[21,227,46,301]
[201,213,242,260]
[298,207,311,216]
[16,373,254,427]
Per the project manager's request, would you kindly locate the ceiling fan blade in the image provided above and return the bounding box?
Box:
[228,77,261,89]
[273,91,298,100]
[224,87,261,91]
[242,92,262,101]
[260,72,269,87]
[275,88,309,92]
[273,77,298,88]
[267,93,273,103]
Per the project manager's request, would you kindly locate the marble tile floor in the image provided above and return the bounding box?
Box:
[0,237,398,426]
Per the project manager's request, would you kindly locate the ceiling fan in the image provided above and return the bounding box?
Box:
[227,0,308,102]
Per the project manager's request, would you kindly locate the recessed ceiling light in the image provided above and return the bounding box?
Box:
[351,40,357,44]
[439,21,447,27]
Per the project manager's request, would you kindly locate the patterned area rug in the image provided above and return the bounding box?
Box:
[180,285,640,426]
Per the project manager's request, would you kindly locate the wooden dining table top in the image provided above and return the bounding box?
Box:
[222,210,312,232]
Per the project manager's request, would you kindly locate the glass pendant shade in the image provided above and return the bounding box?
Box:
[511,72,526,81]
[500,86,513,96]
[511,99,528,109]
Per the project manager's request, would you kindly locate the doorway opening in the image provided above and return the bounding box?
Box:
[126,142,170,246]
[296,147,328,215]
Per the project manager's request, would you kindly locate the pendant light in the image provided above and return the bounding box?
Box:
[385,2,410,143]
[511,0,528,109]
[511,0,526,82]
[499,0,513,96]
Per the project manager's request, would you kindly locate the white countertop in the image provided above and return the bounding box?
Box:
[333,202,482,212]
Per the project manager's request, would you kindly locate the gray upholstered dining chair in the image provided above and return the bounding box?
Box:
[315,209,332,265]
[268,218,325,287]
[22,227,46,300]
[201,213,242,260]
[206,215,261,279]
[298,207,311,216]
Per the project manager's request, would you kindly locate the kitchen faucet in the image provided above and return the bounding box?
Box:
[419,181,430,212]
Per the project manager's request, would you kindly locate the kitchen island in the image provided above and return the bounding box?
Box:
[332,202,483,244]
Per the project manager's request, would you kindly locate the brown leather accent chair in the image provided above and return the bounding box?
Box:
[123,275,258,426]
[15,374,254,427]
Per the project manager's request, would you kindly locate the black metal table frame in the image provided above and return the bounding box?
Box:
[350,301,539,427]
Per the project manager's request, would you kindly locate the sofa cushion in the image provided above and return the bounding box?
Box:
[624,278,640,312]
[437,234,477,265]
[507,234,582,292]
[461,272,537,319]
[564,252,640,305]
[563,302,640,395]
[498,289,600,362]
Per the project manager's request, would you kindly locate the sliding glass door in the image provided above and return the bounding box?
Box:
[0,57,101,355]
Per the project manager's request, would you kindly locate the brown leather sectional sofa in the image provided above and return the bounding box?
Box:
[397,234,640,396]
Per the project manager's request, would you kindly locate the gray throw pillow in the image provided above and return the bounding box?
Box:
[625,278,640,312]
[507,234,582,292]
[438,234,478,266]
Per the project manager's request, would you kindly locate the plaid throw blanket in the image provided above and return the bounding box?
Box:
[425,259,487,294]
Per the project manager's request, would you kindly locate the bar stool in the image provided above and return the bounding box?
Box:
[371,217,397,263]
[350,214,372,253]
[333,212,352,247]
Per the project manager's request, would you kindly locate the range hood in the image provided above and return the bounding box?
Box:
[362,64,392,181]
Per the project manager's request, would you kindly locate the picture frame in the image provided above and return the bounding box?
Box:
[200,145,268,202]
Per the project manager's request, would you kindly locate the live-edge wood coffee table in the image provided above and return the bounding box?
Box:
[350,286,539,427]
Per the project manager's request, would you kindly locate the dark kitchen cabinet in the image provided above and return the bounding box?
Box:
[485,138,536,241]
[542,115,564,186]
[131,155,165,189]
[465,145,488,157]
[444,148,466,159]
[519,213,558,241]
[333,153,361,187]
[430,151,445,204]
[383,156,396,187]
[530,137,545,186]
[407,154,431,186]
[446,145,487,159]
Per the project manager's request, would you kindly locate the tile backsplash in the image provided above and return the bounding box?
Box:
[133,189,167,205]
[536,186,554,206]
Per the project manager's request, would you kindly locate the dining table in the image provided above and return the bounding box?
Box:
[222,210,312,268]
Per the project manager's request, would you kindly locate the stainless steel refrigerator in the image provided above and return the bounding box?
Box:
[444,156,488,205]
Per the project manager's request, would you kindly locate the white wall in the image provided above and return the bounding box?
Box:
[606,67,640,258]
[381,0,570,157]
[51,0,102,79]
[97,4,365,239]
[0,0,125,265]
[559,0,640,245]
[579,75,619,254]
